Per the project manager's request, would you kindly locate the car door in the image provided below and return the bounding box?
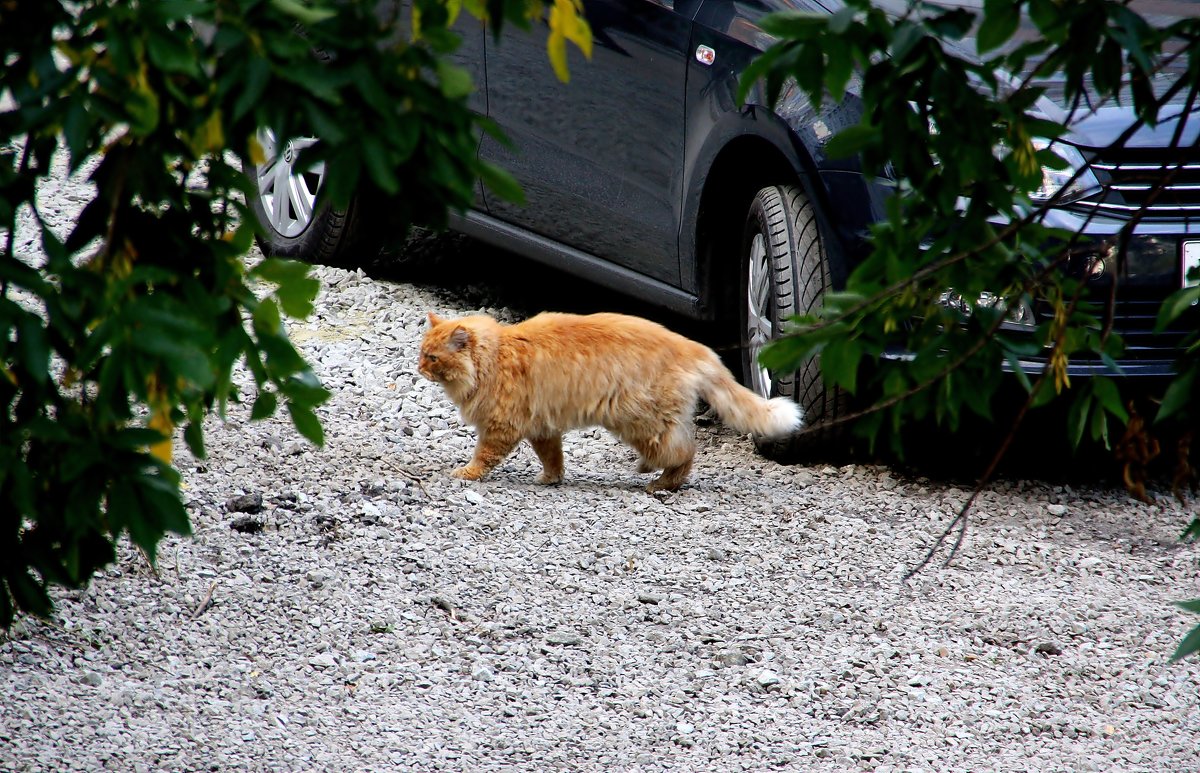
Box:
[479,0,702,286]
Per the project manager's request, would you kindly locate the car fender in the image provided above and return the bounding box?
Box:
[680,76,859,310]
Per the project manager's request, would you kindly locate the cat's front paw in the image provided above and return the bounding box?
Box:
[451,465,484,481]
[536,471,563,485]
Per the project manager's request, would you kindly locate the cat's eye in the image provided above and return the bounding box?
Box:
[426,354,438,362]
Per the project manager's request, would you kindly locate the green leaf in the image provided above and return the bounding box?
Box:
[437,61,474,99]
[1155,286,1200,331]
[1006,353,1034,393]
[759,11,829,39]
[234,57,271,122]
[184,421,206,459]
[928,8,975,41]
[361,134,399,195]
[737,44,788,106]
[287,401,325,446]
[253,298,283,336]
[275,276,320,319]
[154,0,211,21]
[251,390,279,420]
[4,569,52,618]
[146,30,199,76]
[1155,369,1196,424]
[1028,0,1066,39]
[17,316,49,385]
[1181,518,1200,543]
[477,161,525,205]
[40,224,67,267]
[63,98,94,173]
[1170,620,1200,662]
[825,124,878,160]
[1109,7,1155,75]
[252,257,309,284]
[1091,377,1128,423]
[0,576,13,629]
[821,338,861,393]
[890,22,925,62]
[978,0,1020,55]
[824,40,853,103]
[281,371,330,405]
[132,328,215,389]
[1092,37,1124,97]
[828,7,856,35]
[759,330,823,372]
[1090,398,1110,448]
[269,0,336,25]
[258,333,308,377]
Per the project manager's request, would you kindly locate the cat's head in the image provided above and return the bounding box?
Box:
[418,312,476,386]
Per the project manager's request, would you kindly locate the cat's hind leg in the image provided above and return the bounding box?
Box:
[529,435,565,484]
[649,457,694,493]
[630,420,696,492]
[452,429,520,481]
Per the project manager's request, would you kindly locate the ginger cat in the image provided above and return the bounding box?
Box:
[417,311,803,492]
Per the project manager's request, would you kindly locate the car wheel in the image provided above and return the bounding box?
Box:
[740,183,848,459]
[248,128,378,266]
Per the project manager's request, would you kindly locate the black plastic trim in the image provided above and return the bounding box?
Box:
[448,210,705,318]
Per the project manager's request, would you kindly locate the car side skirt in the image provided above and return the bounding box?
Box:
[449,210,706,319]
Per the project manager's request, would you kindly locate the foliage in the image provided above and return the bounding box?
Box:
[0,0,588,628]
[1172,599,1200,661]
[743,0,1199,654]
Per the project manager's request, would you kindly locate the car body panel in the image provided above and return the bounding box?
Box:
[479,0,701,285]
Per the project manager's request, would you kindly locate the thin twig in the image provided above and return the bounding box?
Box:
[135,545,160,579]
[189,580,217,621]
[382,459,430,499]
[903,253,1097,580]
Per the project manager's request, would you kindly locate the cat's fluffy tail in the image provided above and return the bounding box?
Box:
[698,358,804,438]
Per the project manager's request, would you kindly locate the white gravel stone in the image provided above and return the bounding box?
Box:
[3,155,1200,771]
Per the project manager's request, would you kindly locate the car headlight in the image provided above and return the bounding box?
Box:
[939,290,1036,331]
[1029,139,1101,205]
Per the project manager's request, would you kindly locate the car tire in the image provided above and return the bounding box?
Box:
[740,183,849,459]
[248,129,379,266]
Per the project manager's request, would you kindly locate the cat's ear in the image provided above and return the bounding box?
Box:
[447,326,471,352]
[426,311,444,327]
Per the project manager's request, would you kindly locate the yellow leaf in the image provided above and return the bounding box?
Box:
[559,0,592,59]
[247,134,266,166]
[201,109,224,153]
[148,405,174,465]
[547,29,569,83]
[547,0,592,83]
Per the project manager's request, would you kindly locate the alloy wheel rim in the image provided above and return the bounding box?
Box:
[255,128,324,238]
[746,231,774,399]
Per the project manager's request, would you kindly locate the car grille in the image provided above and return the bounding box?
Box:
[1033,290,1196,363]
[1077,148,1200,219]
[1101,294,1195,359]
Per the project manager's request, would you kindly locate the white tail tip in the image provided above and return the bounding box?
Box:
[763,397,804,438]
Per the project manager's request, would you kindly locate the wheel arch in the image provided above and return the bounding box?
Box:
[684,111,849,329]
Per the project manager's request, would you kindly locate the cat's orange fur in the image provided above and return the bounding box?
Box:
[417,311,803,492]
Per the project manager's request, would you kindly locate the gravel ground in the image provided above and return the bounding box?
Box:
[1,257,1198,772]
[2,154,1199,771]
